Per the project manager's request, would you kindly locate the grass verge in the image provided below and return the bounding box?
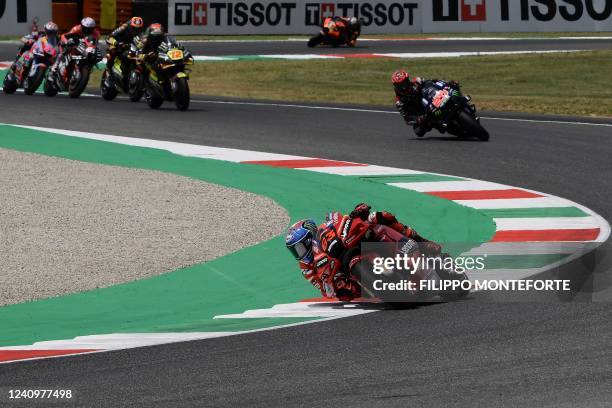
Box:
[188,50,612,117]
[88,50,612,117]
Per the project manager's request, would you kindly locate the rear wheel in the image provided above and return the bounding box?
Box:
[307,34,324,48]
[128,71,144,102]
[24,67,45,95]
[2,73,17,94]
[173,77,190,111]
[145,88,163,109]
[43,74,58,97]
[100,70,118,101]
[69,65,90,98]
[456,110,489,141]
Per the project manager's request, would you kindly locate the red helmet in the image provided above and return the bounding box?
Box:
[392,70,413,95]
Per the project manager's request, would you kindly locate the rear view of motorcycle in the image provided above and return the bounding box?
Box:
[141,39,194,110]
[45,36,102,98]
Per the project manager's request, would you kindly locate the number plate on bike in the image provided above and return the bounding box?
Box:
[432,90,450,109]
[167,49,184,60]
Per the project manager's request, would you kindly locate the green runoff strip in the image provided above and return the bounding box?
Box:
[0,125,495,347]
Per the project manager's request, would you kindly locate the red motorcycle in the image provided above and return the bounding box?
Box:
[45,36,102,98]
[307,17,362,48]
[313,214,469,303]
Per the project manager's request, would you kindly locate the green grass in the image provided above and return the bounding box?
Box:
[186,50,612,117]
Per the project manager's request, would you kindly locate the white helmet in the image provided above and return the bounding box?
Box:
[81,17,96,28]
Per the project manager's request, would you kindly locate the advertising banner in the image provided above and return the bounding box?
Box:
[168,1,423,34]
[168,0,612,35]
[0,0,52,36]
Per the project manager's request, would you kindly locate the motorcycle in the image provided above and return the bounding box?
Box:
[421,80,490,141]
[308,17,362,48]
[313,214,469,303]
[139,39,193,110]
[23,38,59,95]
[100,41,143,102]
[2,49,33,94]
[2,39,58,95]
[45,36,102,98]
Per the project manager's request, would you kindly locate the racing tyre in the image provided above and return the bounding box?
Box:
[307,34,324,48]
[457,110,489,141]
[173,77,190,111]
[69,65,90,98]
[43,75,58,97]
[24,68,45,95]
[145,88,163,109]
[2,74,17,94]
[128,71,144,102]
[100,70,118,101]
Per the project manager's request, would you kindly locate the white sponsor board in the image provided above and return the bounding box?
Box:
[0,0,52,36]
[169,1,423,34]
[168,0,612,35]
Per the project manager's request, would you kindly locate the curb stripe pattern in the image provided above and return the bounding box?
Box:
[0,124,608,364]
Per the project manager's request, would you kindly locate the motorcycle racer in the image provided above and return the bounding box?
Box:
[324,16,361,46]
[11,21,41,69]
[285,203,442,300]
[6,22,59,83]
[106,16,144,69]
[392,70,463,138]
[60,17,100,48]
[136,23,180,62]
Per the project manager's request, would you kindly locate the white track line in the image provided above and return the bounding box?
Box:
[390,180,511,192]
[189,100,612,127]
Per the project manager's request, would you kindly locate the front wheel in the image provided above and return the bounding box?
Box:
[43,74,58,97]
[145,88,164,109]
[307,34,324,48]
[2,74,17,94]
[69,65,90,98]
[100,70,118,101]
[173,77,190,111]
[456,110,490,141]
[24,67,45,95]
[128,71,144,102]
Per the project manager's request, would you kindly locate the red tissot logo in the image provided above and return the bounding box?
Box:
[461,0,486,21]
[194,2,207,25]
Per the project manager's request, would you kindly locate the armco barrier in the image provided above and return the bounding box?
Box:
[167,0,612,35]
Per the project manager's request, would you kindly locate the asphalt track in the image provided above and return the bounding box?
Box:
[1,37,611,60]
[0,91,611,406]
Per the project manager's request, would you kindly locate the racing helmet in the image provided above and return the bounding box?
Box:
[392,70,413,95]
[81,17,96,35]
[130,16,144,28]
[43,21,58,40]
[325,20,337,32]
[285,219,318,263]
[147,23,164,46]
